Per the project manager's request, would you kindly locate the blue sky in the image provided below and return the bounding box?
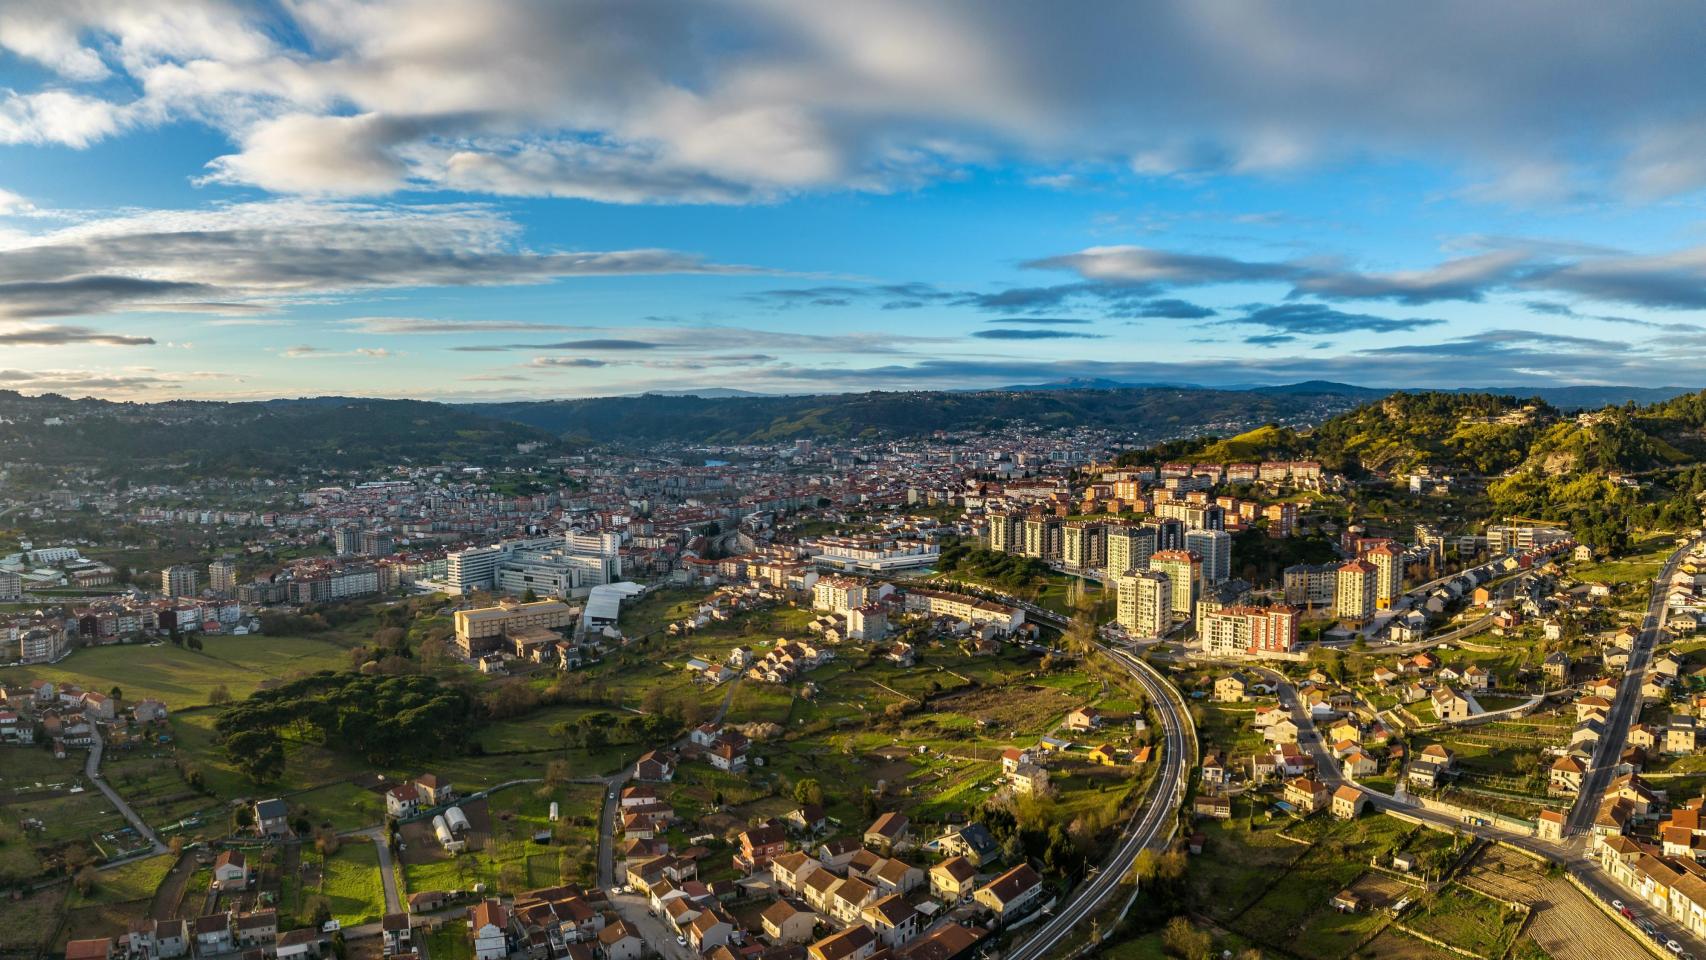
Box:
[3,2,1706,400]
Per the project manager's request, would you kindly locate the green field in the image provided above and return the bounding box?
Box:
[424,921,475,960]
[1403,882,1525,958]
[68,853,176,907]
[3,633,361,708]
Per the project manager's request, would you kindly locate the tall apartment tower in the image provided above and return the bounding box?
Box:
[1115,570,1172,637]
[208,558,238,597]
[1105,525,1157,577]
[1061,521,1105,572]
[1184,529,1232,585]
[1361,540,1404,608]
[161,565,199,597]
[1149,549,1203,616]
[1334,559,1378,624]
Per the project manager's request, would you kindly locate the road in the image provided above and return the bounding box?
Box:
[355,826,402,914]
[1568,536,1696,834]
[598,675,747,889]
[85,724,167,856]
[1006,644,1194,960]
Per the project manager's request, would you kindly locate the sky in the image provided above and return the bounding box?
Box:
[5,3,1706,401]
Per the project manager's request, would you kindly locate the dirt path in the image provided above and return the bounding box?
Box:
[149,851,194,920]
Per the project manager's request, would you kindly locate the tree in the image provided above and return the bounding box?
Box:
[1128,848,1160,885]
[546,759,571,787]
[793,779,824,807]
[187,635,203,651]
[208,684,230,706]
[74,866,98,895]
[109,686,122,701]
[315,830,340,857]
[1160,916,1211,960]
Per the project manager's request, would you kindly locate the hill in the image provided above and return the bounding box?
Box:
[0,392,555,478]
[471,386,1368,445]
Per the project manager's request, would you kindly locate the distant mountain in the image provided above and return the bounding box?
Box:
[471,386,1371,445]
[1452,385,1697,411]
[0,392,553,477]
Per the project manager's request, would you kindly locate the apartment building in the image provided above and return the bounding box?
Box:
[1149,549,1203,616]
[1334,559,1378,624]
[1115,570,1171,637]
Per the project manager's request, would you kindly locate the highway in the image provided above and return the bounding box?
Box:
[1007,643,1194,960]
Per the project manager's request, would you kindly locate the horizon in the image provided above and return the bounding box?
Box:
[3,4,1706,400]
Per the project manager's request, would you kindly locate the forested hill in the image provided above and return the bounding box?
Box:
[470,386,1369,444]
[0,392,554,477]
[1122,389,1706,552]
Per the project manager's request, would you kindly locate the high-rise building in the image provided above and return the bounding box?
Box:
[1361,540,1404,608]
[1184,529,1232,585]
[1263,502,1298,538]
[1141,517,1186,552]
[447,544,506,595]
[1282,563,1338,608]
[1061,521,1104,572]
[1115,570,1171,637]
[986,509,1023,553]
[1200,604,1300,656]
[161,565,198,597]
[1334,559,1378,624]
[1152,499,1225,531]
[1486,523,1570,556]
[334,527,361,556]
[208,558,238,596]
[1149,549,1203,616]
[1105,525,1157,577]
[1021,515,1062,561]
[359,530,395,557]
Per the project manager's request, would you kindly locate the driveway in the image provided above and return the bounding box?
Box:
[86,724,167,856]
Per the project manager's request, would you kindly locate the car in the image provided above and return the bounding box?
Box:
[1613,899,1625,911]
[1667,942,1682,955]
[1623,907,1637,919]
[675,936,687,947]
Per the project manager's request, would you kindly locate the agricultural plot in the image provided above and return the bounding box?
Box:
[68,853,176,907]
[1401,882,1525,959]
[0,887,68,957]
[280,842,385,929]
[1456,844,1632,960]
[10,633,360,709]
[400,784,598,898]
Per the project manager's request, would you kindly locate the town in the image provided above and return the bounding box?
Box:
[2,387,1706,960]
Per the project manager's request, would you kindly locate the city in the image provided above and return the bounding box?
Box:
[4,5,1706,960]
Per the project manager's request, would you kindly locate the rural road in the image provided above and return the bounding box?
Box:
[85,724,166,856]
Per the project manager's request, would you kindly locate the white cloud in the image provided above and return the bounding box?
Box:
[6,2,1706,200]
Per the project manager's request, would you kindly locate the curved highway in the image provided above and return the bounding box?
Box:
[999,605,1196,959]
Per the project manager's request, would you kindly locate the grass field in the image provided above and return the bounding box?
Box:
[424,921,475,960]
[68,853,176,907]
[1404,882,1525,957]
[2,633,360,708]
[319,842,386,927]
[0,887,68,956]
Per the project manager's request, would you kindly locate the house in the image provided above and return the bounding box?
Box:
[1408,744,1455,789]
[817,837,861,868]
[385,784,420,818]
[708,737,749,773]
[931,856,978,902]
[212,851,250,891]
[67,940,113,960]
[1088,744,1122,767]
[1549,755,1586,795]
[192,915,233,956]
[125,918,188,960]
[407,891,449,914]
[1331,786,1367,820]
[974,863,1045,921]
[808,924,876,960]
[413,774,454,806]
[1342,751,1378,779]
[1262,718,1300,745]
[1283,777,1328,815]
[862,894,920,948]
[688,909,734,953]
[1538,809,1567,842]
[132,699,169,723]
[1331,890,1362,913]
[864,812,910,852]
[787,804,828,834]
[634,750,675,781]
[1063,707,1103,733]
[1669,716,1699,755]
[1576,696,1613,723]
[469,899,510,960]
[739,823,789,871]
[772,851,821,895]
[829,876,879,925]
[937,822,1000,867]
[254,798,290,838]
[1200,752,1228,787]
[1431,685,1476,722]
[761,900,816,945]
[897,924,988,960]
[596,922,645,960]
[375,914,411,956]
[1214,673,1250,703]
[1009,762,1051,797]
[870,856,925,896]
[275,929,326,960]
[999,747,1029,775]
